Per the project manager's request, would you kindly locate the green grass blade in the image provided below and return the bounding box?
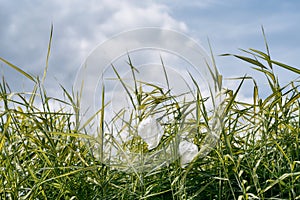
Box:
[0,57,36,83]
[270,60,300,74]
[41,23,53,85]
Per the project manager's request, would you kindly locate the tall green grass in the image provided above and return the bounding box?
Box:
[0,28,299,199]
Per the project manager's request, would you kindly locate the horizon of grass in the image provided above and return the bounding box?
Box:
[0,28,300,199]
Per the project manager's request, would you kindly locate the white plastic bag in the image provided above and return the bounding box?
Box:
[179,140,198,167]
[137,116,163,150]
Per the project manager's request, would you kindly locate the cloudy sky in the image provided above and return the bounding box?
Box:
[1,0,299,104]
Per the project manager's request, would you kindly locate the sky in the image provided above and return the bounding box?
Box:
[1,0,300,107]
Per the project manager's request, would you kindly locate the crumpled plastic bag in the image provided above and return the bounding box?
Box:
[137,116,163,150]
[179,140,199,167]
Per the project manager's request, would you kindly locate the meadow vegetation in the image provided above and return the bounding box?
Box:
[0,29,300,199]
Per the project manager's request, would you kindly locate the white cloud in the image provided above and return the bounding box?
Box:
[159,0,222,9]
[0,0,188,96]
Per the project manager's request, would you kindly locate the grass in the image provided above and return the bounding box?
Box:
[0,28,300,199]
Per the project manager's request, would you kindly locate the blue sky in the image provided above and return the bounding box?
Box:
[0,0,299,104]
